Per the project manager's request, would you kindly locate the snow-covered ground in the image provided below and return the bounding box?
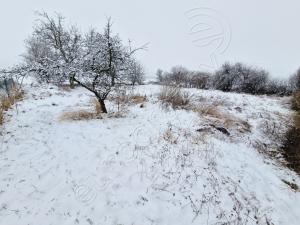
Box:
[0,82,299,225]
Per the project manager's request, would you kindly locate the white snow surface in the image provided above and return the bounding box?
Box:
[0,82,300,225]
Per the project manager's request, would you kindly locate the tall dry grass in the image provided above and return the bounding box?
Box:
[0,88,24,125]
[158,86,191,109]
[59,98,103,121]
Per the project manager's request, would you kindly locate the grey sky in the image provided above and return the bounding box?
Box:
[0,0,299,79]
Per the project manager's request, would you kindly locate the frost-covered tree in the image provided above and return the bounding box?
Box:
[127,60,145,86]
[239,68,269,94]
[190,71,210,89]
[265,79,291,96]
[23,12,82,86]
[0,11,148,115]
[155,67,211,89]
[5,13,145,113]
[156,69,164,83]
[169,66,189,86]
[0,64,29,96]
[213,62,269,94]
[72,19,144,113]
[213,63,238,92]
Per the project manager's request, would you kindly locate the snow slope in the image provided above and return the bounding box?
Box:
[0,82,299,225]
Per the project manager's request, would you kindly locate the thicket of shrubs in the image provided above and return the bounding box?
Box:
[156,63,299,96]
[282,91,300,174]
[156,67,211,90]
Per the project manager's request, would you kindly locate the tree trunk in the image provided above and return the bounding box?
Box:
[69,73,75,89]
[98,98,108,113]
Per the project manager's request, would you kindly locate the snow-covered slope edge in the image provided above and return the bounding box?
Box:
[0,83,299,225]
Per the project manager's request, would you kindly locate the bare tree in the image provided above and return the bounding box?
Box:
[156,69,164,83]
[127,60,145,86]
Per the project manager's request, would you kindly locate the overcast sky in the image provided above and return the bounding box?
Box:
[0,0,299,79]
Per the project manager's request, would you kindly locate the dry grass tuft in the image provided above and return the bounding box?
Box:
[195,104,222,119]
[130,95,147,104]
[91,98,102,115]
[158,86,191,109]
[60,98,103,121]
[107,110,128,119]
[0,88,24,125]
[58,84,72,92]
[60,110,102,121]
[194,104,251,134]
[235,120,252,133]
[1,98,12,111]
[1,88,24,110]
[162,125,178,144]
[0,110,3,125]
[109,92,147,106]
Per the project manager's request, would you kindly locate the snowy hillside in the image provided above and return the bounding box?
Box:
[0,82,300,225]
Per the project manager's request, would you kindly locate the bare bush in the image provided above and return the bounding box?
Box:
[127,60,145,86]
[158,86,191,109]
